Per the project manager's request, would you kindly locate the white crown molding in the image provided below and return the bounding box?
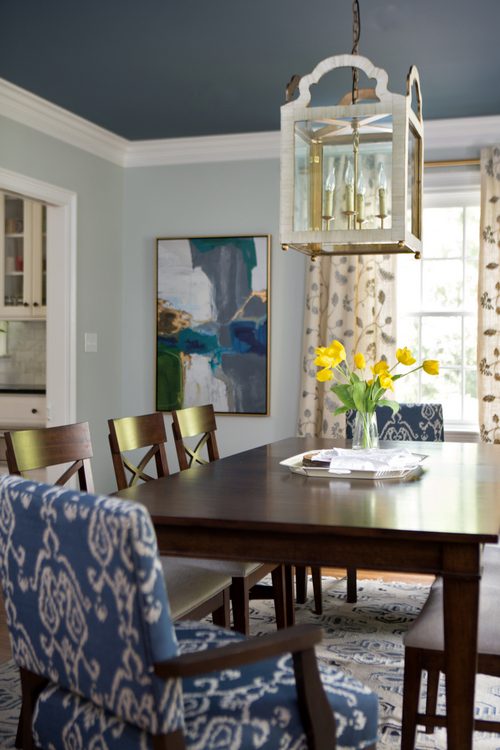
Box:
[424,115,500,152]
[123,131,281,167]
[1,76,499,168]
[0,78,127,166]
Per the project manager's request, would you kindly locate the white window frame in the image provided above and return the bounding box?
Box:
[399,165,480,437]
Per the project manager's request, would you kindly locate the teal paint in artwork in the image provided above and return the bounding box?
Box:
[191,237,256,288]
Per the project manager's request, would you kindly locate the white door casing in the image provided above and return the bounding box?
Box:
[0,167,76,429]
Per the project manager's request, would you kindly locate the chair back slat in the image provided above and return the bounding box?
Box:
[345,403,444,442]
[108,413,169,490]
[0,474,182,735]
[171,404,220,471]
[5,423,95,492]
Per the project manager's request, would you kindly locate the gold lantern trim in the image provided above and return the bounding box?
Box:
[280,54,423,259]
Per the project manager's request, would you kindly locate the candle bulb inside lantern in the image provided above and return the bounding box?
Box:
[323,160,336,219]
[344,160,354,213]
[378,163,387,217]
[356,171,366,224]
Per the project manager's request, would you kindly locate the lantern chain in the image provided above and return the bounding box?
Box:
[351,0,361,104]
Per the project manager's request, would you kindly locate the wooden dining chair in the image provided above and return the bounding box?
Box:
[297,402,445,615]
[401,544,500,747]
[171,403,289,635]
[108,410,284,634]
[5,421,95,492]
[6,420,231,626]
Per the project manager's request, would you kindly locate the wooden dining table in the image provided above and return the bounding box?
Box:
[115,436,500,750]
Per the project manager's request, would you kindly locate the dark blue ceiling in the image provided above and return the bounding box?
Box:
[1,0,499,141]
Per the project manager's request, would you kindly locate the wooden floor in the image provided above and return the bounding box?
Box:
[0,568,433,664]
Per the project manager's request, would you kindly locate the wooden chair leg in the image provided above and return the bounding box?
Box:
[295,565,307,603]
[401,647,422,750]
[311,566,323,615]
[425,668,440,733]
[212,589,231,628]
[15,705,23,748]
[18,668,49,750]
[284,564,295,626]
[271,565,287,629]
[346,566,357,603]
[152,729,186,749]
[230,577,250,635]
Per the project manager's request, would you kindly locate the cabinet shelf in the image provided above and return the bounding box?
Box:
[1,195,46,319]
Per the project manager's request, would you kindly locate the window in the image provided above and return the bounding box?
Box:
[396,175,480,432]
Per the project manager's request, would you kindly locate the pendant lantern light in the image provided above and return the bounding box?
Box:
[280,1,423,259]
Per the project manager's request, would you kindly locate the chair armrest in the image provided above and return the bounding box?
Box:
[155,623,337,750]
[154,623,323,678]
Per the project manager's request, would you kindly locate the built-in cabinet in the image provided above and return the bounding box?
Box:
[0,193,47,319]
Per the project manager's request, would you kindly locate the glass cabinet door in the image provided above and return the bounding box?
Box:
[1,194,46,318]
[3,196,26,312]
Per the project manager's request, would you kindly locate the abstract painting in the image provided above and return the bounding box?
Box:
[156,235,270,415]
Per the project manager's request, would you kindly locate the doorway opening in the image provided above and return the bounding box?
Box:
[0,167,76,429]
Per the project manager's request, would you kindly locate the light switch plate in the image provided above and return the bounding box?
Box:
[84,332,97,352]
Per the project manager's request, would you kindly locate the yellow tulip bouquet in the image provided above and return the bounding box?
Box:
[315,339,439,418]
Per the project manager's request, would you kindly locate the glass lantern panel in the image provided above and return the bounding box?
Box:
[293,114,393,232]
[293,128,311,231]
[407,123,422,239]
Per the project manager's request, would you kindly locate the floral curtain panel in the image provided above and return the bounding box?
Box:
[478,146,500,443]
[297,254,397,439]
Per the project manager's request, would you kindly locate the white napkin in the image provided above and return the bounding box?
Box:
[311,448,422,474]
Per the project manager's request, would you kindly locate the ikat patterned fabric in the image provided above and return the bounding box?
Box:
[298,253,397,441]
[0,474,379,749]
[345,403,444,442]
[478,146,500,443]
[0,474,183,736]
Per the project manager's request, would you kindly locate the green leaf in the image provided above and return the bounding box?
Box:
[333,405,350,415]
[352,380,367,411]
[378,398,400,414]
[331,384,356,409]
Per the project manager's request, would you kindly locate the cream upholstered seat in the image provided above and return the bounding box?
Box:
[161,559,231,621]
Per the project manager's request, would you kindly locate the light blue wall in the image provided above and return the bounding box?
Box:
[0,116,307,484]
[122,159,306,470]
[0,115,124,491]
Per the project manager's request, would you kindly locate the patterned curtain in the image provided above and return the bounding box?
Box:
[478,146,500,443]
[297,254,397,439]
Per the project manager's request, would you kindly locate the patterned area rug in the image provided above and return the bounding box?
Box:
[0,577,499,749]
[250,576,500,749]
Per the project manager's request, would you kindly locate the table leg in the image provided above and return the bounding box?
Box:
[284,564,295,627]
[442,567,479,749]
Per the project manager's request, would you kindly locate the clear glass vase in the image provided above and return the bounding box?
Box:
[352,410,379,450]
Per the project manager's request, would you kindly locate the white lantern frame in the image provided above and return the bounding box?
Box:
[280,54,423,258]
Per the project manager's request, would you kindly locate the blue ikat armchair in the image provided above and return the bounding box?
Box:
[0,473,379,750]
[345,403,444,442]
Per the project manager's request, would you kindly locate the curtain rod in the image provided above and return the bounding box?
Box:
[425,158,480,169]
